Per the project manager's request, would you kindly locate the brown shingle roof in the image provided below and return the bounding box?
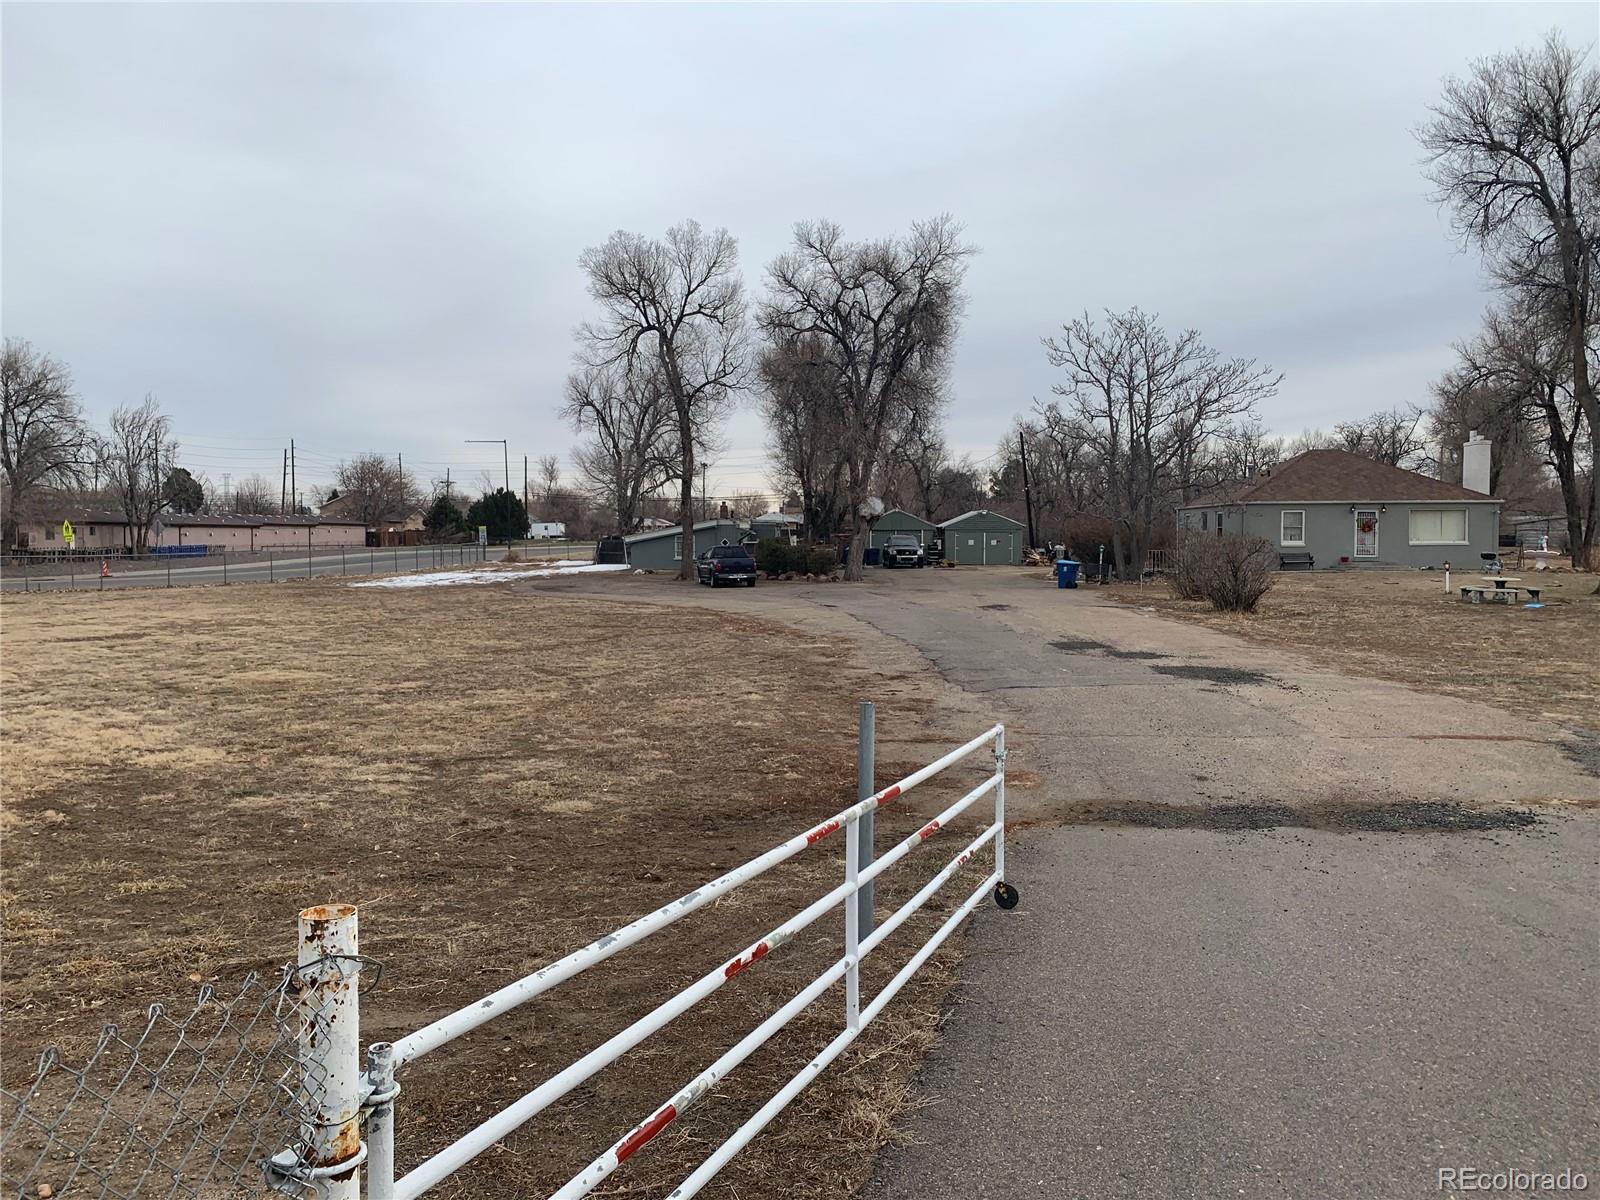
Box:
[1180,450,1497,507]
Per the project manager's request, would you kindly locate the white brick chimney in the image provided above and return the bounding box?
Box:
[1462,430,1491,495]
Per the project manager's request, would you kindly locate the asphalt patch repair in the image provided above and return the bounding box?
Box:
[1048,638,1170,661]
[1057,799,1540,834]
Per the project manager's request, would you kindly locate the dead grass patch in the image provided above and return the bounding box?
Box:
[0,582,991,1199]
[1112,569,1600,731]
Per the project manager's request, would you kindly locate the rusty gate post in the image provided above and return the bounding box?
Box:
[299,903,363,1199]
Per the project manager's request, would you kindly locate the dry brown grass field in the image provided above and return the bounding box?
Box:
[0,580,1000,1199]
[1110,568,1600,732]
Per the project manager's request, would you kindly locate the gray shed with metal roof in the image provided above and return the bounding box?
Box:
[937,509,1025,565]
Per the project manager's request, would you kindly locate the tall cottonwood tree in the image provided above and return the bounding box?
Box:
[563,360,677,533]
[101,395,175,553]
[1,339,90,550]
[1420,31,1600,567]
[761,217,972,580]
[759,335,850,543]
[1040,308,1279,578]
[578,221,748,580]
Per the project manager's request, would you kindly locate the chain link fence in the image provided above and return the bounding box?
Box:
[1,956,369,1200]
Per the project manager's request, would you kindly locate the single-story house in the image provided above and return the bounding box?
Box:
[869,509,937,551]
[938,510,1026,565]
[623,519,747,569]
[14,509,370,553]
[750,511,804,544]
[1176,448,1500,569]
[15,510,136,550]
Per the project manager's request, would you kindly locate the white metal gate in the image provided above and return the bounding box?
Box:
[270,722,1018,1199]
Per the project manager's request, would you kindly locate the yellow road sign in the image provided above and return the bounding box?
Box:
[61,519,74,546]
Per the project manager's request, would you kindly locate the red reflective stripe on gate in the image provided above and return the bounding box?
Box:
[615,1103,678,1163]
[805,819,840,845]
[877,784,901,806]
[917,819,941,840]
[724,942,770,979]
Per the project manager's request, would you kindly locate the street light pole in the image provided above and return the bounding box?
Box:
[466,439,510,494]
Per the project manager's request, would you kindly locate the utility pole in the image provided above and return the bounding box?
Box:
[1018,431,1037,550]
[701,463,708,522]
[290,439,296,516]
[281,449,288,514]
[523,455,529,515]
[466,439,509,494]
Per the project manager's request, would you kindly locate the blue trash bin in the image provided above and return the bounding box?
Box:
[863,546,882,567]
[1056,559,1080,589]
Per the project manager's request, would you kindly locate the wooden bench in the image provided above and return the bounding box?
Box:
[1459,585,1489,603]
[1279,552,1314,571]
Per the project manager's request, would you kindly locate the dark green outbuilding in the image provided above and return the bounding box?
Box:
[937,509,1026,565]
[868,509,937,550]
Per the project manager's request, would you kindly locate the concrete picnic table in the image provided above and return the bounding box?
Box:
[1480,576,1522,589]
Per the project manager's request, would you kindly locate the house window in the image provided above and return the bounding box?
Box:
[672,534,682,560]
[88,526,96,535]
[1409,508,1469,545]
[45,526,55,541]
[1201,511,1208,531]
[1280,510,1306,546]
[1216,511,1223,537]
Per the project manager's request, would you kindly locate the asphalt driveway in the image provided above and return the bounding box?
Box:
[548,567,1599,1199]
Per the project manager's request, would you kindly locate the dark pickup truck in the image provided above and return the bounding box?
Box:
[881,534,927,568]
[696,544,758,587]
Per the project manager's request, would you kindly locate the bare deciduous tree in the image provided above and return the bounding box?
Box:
[759,335,849,543]
[1040,308,1280,578]
[1,339,90,550]
[1420,31,1600,567]
[1436,296,1593,558]
[334,453,421,528]
[761,216,972,580]
[229,474,280,516]
[578,220,749,580]
[536,453,563,513]
[101,395,175,553]
[1333,406,1430,468]
[563,361,677,533]
[727,490,770,521]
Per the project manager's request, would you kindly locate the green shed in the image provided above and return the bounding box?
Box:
[868,509,937,550]
[937,509,1025,565]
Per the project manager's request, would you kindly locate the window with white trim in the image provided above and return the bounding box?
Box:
[1280,510,1305,546]
[673,534,682,559]
[1409,508,1469,545]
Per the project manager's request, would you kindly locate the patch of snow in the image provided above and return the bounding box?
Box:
[353,563,629,590]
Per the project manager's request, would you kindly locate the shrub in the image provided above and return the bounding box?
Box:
[1170,534,1277,612]
[756,538,795,576]
[805,545,839,575]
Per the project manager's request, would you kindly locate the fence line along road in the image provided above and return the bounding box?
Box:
[0,715,1019,1199]
[0,543,552,592]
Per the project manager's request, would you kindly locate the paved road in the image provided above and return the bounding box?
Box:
[551,569,1600,1199]
[0,545,544,591]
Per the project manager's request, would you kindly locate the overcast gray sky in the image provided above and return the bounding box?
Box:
[3,2,1595,502]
